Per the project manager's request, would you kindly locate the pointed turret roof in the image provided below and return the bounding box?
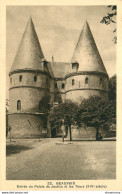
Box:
[71,21,107,74]
[10,17,44,73]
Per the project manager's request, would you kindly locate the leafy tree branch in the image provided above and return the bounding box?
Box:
[100,5,117,43]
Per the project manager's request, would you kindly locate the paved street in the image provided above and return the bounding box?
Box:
[6,138,116,180]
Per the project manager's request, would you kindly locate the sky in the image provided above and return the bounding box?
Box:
[6,6,116,97]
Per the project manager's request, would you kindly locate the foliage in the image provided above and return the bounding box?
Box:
[77,96,116,139]
[107,99,116,125]
[6,99,12,138]
[49,100,78,126]
[108,74,116,101]
[49,94,116,140]
[6,99,9,111]
[100,5,117,43]
[6,99,9,137]
[48,100,78,140]
[78,96,108,128]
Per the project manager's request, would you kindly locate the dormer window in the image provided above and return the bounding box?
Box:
[72,79,75,85]
[41,59,47,70]
[85,77,88,84]
[19,75,22,82]
[44,61,47,67]
[72,63,76,69]
[34,76,37,82]
[62,83,65,89]
[72,62,79,70]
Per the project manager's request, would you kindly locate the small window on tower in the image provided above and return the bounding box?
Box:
[34,76,37,82]
[17,100,21,110]
[10,78,12,84]
[99,78,102,84]
[72,79,75,85]
[85,77,88,84]
[62,83,65,89]
[19,75,22,82]
[46,78,48,84]
[39,100,43,111]
[55,83,57,89]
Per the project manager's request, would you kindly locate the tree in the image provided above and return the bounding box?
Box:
[77,96,116,140]
[100,5,117,43]
[108,75,116,132]
[108,74,116,101]
[6,99,12,141]
[48,100,78,141]
[6,99,9,137]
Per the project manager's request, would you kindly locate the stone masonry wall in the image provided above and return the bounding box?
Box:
[8,114,50,139]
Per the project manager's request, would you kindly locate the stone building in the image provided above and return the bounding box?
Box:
[8,18,108,138]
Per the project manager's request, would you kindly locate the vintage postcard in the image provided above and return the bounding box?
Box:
[0,0,122,191]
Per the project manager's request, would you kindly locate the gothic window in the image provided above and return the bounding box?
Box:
[39,100,43,111]
[10,77,12,84]
[99,78,102,84]
[62,83,65,89]
[19,75,22,82]
[55,83,57,89]
[72,79,75,85]
[17,100,21,110]
[85,77,88,84]
[34,76,37,82]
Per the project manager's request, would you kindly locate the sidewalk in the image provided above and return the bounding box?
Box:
[64,137,116,141]
[6,136,116,144]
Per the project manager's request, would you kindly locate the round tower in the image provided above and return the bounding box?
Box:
[65,21,109,102]
[8,17,51,138]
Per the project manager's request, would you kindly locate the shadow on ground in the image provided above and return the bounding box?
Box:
[6,144,34,156]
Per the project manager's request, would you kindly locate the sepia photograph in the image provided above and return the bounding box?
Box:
[6,5,116,181]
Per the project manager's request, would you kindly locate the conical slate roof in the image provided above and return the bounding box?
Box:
[71,21,107,74]
[10,17,44,73]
